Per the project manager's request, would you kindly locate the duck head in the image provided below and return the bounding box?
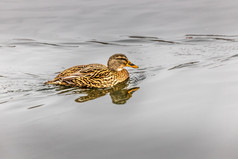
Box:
[107,54,138,71]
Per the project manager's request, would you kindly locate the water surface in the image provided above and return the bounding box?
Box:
[1,0,238,159]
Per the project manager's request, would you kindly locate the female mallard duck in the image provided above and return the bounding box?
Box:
[45,54,138,88]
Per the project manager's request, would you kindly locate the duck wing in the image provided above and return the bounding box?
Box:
[59,64,110,80]
[55,64,107,79]
[46,64,111,87]
[59,64,111,87]
[55,65,88,79]
[79,64,110,78]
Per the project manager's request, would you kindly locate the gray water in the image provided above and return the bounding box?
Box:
[1,0,238,159]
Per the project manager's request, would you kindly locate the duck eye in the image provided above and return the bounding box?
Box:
[116,58,127,62]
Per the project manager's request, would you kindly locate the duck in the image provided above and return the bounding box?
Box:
[45,54,138,88]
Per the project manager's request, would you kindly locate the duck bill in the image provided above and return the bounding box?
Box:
[128,87,140,94]
[126,61,139,68]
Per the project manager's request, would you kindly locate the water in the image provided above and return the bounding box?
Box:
[1,0,238,158]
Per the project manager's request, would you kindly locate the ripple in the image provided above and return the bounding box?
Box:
[1,36,181,48]
[3,39,80,48]
[168,61,200,70]
[184,34,238,43]
[0,73,58,104]
[128,66,160,86]
[151,39,180,44]
[10,41,62,47]
[221,54,238,62]
[87,40,126,46]
[24,73,40,78]
[186,34,238,37]
[1,34,238,105]
[130,74,146,86]
[28,104,44,109]
[112,35,179,45]
[128,35,158,39]
[13,38,36,41]
[0,101,8,104]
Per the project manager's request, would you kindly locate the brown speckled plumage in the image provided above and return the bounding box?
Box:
[45,54,138,88]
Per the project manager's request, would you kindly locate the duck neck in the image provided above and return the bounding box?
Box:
[108,65,122,72]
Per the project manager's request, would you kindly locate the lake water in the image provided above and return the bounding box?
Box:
[1,0,238,158]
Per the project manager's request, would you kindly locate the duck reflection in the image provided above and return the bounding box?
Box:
[65,80,139,104]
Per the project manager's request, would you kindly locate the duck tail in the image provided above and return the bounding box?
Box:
[45,78,75,87]
[44,79,61,85]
